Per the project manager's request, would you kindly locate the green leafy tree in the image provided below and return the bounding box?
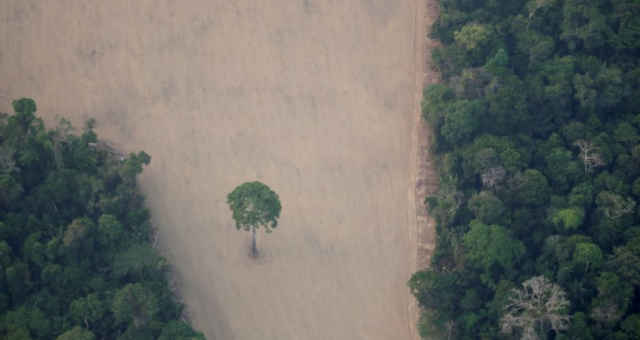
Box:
[425,181,463,230]
[573,64,624,113]
[609,236,640,286]
[9,98,37,133]
[22,233,45,267]
[454,23,491,51]
[159,321,206,340]
[552,207,585,231]
[527,56,575,129]
[0,174,23,208]
[468,191,505,224]
[590,272,633,324]
[485,74,530,134]
[485,48,509,74]
[544,147,580,192]
[112,283,159,329]
[561,0,613,50]
[0,240,13,267]
[558,312,594,340]
[487,280,517,322]
[70,293,106,329]
[463,221,526,286]
[408,269,462,334]
[621,314,640,339]
[508,169,551,207]
[112,244,164,279]
[568,181,594,207]
[56,327,95,340]
[5,328,32,340]
[421,84,454,124]
[572,242,603,272]
[227,181,281,257]
[440,99,482,146]
[5,261,30,303]
[633,177,640,197]
[97,214,123,247]
[119,151,151,183]
[1,306,51,339]
[614,122,640,148]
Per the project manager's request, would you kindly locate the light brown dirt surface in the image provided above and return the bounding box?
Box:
[407,0,439,335]
[415,0,441,272]
[1,1,430,339]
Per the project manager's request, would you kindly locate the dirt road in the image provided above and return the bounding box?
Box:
[1,1,429,339]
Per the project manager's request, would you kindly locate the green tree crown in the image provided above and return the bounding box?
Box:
[227,181,281,233]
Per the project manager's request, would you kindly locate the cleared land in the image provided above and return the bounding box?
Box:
[1,1,427,339]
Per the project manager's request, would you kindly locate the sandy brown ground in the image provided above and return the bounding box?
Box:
[415,0,440,270]
[1,1,431,339]
[408,0,440,333]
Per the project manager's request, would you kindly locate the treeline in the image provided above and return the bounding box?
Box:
[0,99,205,339]
[410,0,640,339]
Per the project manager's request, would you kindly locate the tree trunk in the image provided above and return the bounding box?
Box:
[251,228,257,257]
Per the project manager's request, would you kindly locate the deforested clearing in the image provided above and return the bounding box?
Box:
[1,1,425,339]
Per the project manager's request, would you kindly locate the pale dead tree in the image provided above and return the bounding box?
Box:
[444,320,456,340]
[473,148,506,189]
[501,276,570,340]
[481,166,506,190]
[574,140,605,174]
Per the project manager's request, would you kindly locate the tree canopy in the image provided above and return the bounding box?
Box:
[411,0,640,338]
[0,99,205,339]
[227,181,281,233]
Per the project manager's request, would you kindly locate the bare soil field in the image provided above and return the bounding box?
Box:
[1,1,430,339]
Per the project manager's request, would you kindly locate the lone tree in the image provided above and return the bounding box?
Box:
[227,181,281,257]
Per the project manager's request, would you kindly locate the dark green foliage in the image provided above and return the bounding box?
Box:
[227,181,282,256]
[0,99,205,339]
[227,181,281,233]
[408,269,463,326]
[412,0,640,338]
[55,327,95,340]
[463,221,525,286]
[158,321,206,340]
[468,191,505,225]
[112,283,159,328]
[508,169,551,207]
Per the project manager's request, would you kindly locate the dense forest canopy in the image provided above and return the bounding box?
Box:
[410,0,640,339]
[0,98,205,339]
